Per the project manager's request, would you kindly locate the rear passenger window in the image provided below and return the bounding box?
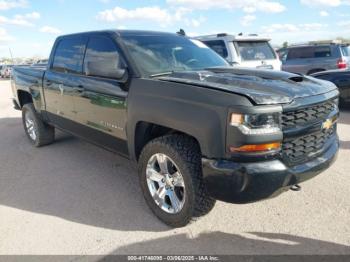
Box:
[203,40,228,58]
[83,36,123,78]
[314,46,331,58]
[52,38,86,74]
[287,47,314,60]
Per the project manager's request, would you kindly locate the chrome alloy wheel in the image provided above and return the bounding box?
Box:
[25,112,37,141]
[146,153,186,214]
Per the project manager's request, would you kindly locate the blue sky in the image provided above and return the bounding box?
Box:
[0,0,350,58]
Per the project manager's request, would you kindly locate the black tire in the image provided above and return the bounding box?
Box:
[138,134,216,227]
[22,103,55,147]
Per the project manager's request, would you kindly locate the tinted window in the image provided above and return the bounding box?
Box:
[52,37,86,74]
[203,40,228,58]
[287,47,314,60]
[236,41,276,61]
[122,35,228,76]
[314,46,331,58]
[84,36,123,78]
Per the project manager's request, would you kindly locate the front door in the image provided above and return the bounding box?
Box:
[73,35,129,155]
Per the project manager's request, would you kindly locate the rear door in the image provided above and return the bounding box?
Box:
[73,35,129,155]
[308,46,335,72]
[43,36,87,126]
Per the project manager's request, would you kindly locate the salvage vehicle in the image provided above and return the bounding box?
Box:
[195,33,281,70]
[12,30,339,227]
[312,69,350,106]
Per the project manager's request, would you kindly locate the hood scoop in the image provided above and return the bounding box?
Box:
[289,76,304,83]
[206,67,305,82]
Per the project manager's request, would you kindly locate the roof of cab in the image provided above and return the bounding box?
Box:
[56,30,178,39]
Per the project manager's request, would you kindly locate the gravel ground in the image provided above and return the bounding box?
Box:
[0,79,349,255]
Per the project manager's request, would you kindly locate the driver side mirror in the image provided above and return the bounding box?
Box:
[86,59,127,80]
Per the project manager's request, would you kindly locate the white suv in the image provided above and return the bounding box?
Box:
[194,33,281,70]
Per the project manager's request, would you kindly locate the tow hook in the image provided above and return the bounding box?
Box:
[290,184,301,192]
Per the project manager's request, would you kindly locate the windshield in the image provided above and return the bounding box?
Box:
[122,35,229,76]
[236,41,276,61]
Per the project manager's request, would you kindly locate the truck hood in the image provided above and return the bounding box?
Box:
[158,67,338,105]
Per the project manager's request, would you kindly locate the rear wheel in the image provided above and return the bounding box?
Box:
[22,103,55,147]
[138,134,216,227]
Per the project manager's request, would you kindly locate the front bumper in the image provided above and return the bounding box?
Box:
[202,138,339,204]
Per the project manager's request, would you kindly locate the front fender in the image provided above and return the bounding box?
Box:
[126,78,252,160]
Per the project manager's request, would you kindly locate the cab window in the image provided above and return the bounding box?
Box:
[83,36,124,78]
[52,37,86,74]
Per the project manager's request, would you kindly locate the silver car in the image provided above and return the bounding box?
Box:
[278,43,350,75]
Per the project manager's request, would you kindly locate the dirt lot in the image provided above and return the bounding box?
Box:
[0,79,349,255]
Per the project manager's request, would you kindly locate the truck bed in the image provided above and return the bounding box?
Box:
[13,65,46,81]
[12,65,47,111]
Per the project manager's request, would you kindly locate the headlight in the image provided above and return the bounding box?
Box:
[230,112,281,135]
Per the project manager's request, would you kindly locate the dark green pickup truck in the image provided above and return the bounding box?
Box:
[12,30,339,227]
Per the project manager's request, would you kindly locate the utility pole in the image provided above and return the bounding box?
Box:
[8,47,14,64]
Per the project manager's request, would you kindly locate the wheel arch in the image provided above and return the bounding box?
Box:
[133,121,202,161]
[17,90,33,108]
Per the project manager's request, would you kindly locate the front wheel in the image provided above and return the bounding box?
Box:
[138,134,216,227]
[22,103,55,147]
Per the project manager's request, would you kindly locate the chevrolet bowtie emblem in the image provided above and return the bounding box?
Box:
[322,118,334,130]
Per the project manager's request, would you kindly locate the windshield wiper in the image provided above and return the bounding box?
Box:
[149,71,175,78]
